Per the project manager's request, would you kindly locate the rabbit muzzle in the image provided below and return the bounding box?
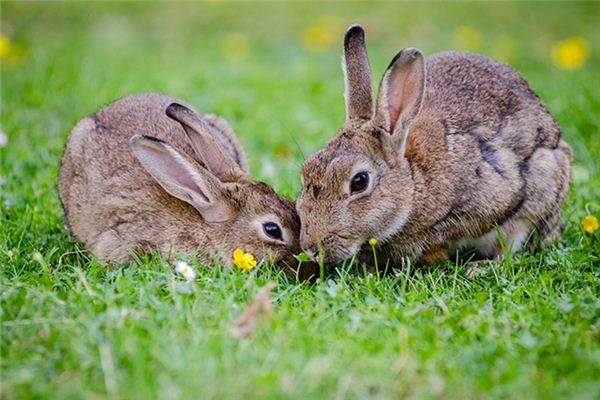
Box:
[301,231,361,265]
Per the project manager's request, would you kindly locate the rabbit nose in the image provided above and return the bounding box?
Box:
[304,248,318,263]
[300,229,320,261]
[300,234,311,251]
[301,241,319,262]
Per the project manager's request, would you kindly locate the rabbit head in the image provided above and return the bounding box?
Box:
[297,25,425,264]
[130,103,306,272]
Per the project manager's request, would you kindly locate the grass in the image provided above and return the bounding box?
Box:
[1,2,599,399]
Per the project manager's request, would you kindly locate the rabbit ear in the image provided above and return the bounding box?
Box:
[130,135,232,222]
[374,48,425,153]
[343,24,374,121]
[165,103,246,182]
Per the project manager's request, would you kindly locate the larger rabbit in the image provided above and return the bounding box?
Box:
[297,25,572,267]
[59,93,304,272]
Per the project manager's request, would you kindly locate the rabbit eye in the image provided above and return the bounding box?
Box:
[263,222,283,240]
[350,171,369,194]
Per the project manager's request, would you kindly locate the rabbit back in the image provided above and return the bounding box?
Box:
[59,93,245,261]
[393,51,572,260]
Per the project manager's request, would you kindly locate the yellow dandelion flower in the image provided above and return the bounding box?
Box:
[581,215,598,234]
[552,36,589,70]
[0,35,11,58]
[369,238,378,247]
[220,33,250,62]
[300,25,332,52]
[233,248,257,271]
[453,26,481,52]
[0,35,23,67]
[299,16,343,53]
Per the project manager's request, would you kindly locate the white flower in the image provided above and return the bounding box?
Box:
[175,261,197,281]
[0,130,7,147]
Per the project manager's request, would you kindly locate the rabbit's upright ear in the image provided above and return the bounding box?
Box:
[165,103,246,182]
[374,48,425,154]
[130,135,233,222]
[343,24,374,121]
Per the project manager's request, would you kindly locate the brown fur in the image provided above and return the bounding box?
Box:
[297,26,572,266]
[343,24,374,120]
[58,92,312,275]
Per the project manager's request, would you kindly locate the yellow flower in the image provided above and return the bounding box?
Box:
[581,215,598,234]
[220,33,250,62]
[453,26,481,52]
[300,26,332,52]
[233,248,257,271]
[369,238,378,247]
[0,35,23,66]
[0,35,11,58]
[552,36,589,70]
[299,16,343,53]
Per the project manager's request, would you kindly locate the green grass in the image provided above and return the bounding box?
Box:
[2,2,599,399]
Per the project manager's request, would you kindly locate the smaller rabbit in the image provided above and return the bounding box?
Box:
[58,93,306,273]
[297,25,572,267]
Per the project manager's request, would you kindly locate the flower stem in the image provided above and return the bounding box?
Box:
[371,243,379,278]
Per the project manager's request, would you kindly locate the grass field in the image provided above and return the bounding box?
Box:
[2,2,599,399]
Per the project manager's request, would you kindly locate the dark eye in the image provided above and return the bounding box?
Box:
[263,222,283,240]
[350,171,370,194]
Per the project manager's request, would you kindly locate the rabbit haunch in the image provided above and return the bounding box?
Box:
[297,25,572,266]
[58,92,302,269]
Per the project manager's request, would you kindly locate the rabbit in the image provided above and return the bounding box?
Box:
[58,92,309,274]
[296,25,572,268]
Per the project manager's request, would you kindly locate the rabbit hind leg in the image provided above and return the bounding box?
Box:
[459,217,533,260]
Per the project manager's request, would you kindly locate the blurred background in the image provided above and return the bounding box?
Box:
[1,1,598,204]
